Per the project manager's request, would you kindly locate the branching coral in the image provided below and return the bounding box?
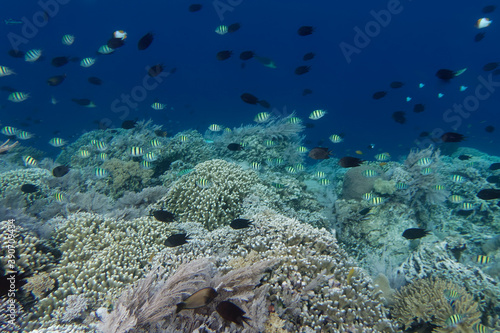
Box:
[392,277,481,332]
[163,159,259,230]
[100,159,153,198]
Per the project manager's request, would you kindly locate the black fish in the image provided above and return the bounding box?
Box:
[297,26,314,36]
[88,77,103,85]
[152,209,175,222]
[230,218,252,229]
[71,98,93,107]
[359,207,371,216]
[392,111,406,124]
[486,175,500,185]
[21,184,39,194]
[295,65,310,75]
[485,125,495,133]
[489,163,500,170]
[52,165,70,177]
[458,155,471,161]
[477,189,500,200]
[121,120,137,129]
[216,301,251,327]
[239,51,254,60]
[483,62,498,72]
[441,132,465,142]
[456,210,473,217]
[308,147,331,160]
[47,74,66,86]
[148,64,164,77]
[107,37,125,49]
[228,23,241,33]
[165,233,190,247]
[155,129,167,137]
[138,32,154,50]
[51,56,69,67]
[176,287,218,313]
[188,4,202,12]
[240,93,269,108]
[419,131,430,137]
[216,50,232,61]
[227,143,243,151]
[1,86,16,93]
[338,156,364,168]
[390,81,404,88]
[436,69,461,81]
[412,103,425,113]
[482,5,496,13]
[303,52,315,61]
[302,88,313,96]
[8,49,24,58]
[372,91,387,100]
[474,32,486,42]
[258,100,270,108]
[402,228,430,240]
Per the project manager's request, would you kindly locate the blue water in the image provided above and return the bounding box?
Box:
[1,0,498,158]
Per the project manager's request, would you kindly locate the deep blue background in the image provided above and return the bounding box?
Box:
[0,0,498,160]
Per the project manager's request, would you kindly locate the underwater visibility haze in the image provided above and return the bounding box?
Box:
[0,0,499,332]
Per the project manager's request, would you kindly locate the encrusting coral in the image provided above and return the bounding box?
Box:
[392,277,481,332]
[163,159,260,230]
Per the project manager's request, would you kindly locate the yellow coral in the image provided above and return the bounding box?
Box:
[23,272,54,299]
[392,278,481,332]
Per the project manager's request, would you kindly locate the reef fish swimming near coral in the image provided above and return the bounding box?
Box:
[216,301,251,327]
[402,228,430,240]
[230,218,253,229]
[176,287,218,313]
[52,165,70,177]
[477,189,500,200]
[308,147,332,160]
[151,209,175,222]
[165,233,190,247]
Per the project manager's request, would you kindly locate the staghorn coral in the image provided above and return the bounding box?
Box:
[163,159,260,230]
[392,277,481,332]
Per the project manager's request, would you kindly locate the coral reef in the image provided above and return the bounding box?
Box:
[398,240,500,313]
[213,116,305,167]
[163,159,260,230]
[96,209,399,332]
[392,278,481,332]
[26,213,174,329]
